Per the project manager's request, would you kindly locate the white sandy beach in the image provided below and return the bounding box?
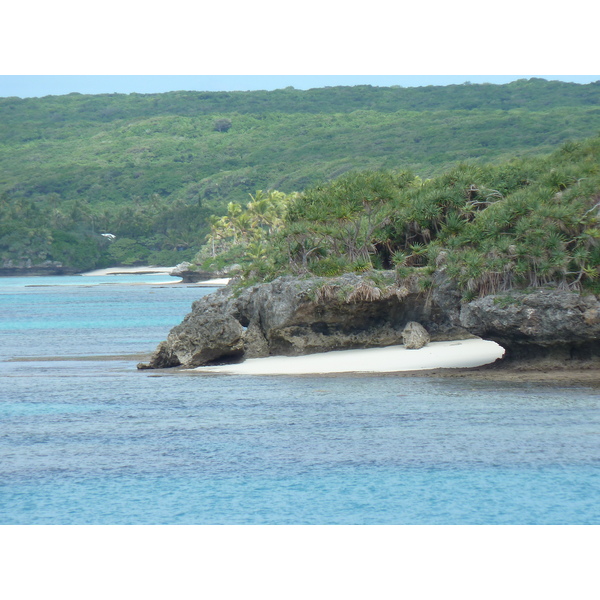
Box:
[80,266,176,276]
[79,266,230,286]
[195,338,505,375]
[192,278,231,287]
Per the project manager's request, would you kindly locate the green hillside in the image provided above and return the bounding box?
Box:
[1,78,599,271]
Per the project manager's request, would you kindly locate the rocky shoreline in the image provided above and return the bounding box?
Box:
[138,268,600,373]
[411,359,600,386]
[0,260,80,277]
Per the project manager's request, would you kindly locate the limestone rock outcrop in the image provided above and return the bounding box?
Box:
[139,269,600,370]
[138,271,471,369]
[460,289,600,363]
[138,286,245,368]
[170,262,241,283]
[402,321,431,349]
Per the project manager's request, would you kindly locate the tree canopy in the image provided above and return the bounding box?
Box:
[1,79,599,271]
[211,136,600,299]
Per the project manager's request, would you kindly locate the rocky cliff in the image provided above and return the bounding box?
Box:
[139,270,470,369]
[460,289,600,365]
[139,269,600,371]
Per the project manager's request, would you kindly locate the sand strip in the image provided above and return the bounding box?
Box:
[192,278,231,287]
[79,267,230,286]
[194,339,505,375]
[80,266,175,276]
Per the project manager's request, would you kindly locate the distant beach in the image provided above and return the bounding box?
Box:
[80,266,176,276]
[80,266,229,286]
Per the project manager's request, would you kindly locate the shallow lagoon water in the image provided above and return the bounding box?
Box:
[1,275,599,524]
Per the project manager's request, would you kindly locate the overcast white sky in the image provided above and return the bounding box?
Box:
[2,2,598,98]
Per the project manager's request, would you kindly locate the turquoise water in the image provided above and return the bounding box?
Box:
[1,275,599,524]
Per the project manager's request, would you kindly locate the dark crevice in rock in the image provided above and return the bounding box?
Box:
[499,340,600,364]
[202,350,246,366]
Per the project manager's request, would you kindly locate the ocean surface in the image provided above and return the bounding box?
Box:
[1,274,599,525]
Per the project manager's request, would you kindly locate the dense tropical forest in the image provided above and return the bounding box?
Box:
[1,78,599,271]
[198,135,600,299]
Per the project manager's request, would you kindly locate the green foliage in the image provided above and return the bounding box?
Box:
[2,79,600,271]
[284,169,413,272]
[199,189,295,273]
[351,258,373,272]
[308,256,351,277]
[493,295,519,308]
[213,118,232,132]
[106,238,150,265]
[222,134,600,298]
[48,230,108,270]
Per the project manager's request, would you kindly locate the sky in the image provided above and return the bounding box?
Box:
[0,74,599,98]
[2,2,598,98]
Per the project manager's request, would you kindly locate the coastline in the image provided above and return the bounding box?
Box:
[422,361,600,385]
